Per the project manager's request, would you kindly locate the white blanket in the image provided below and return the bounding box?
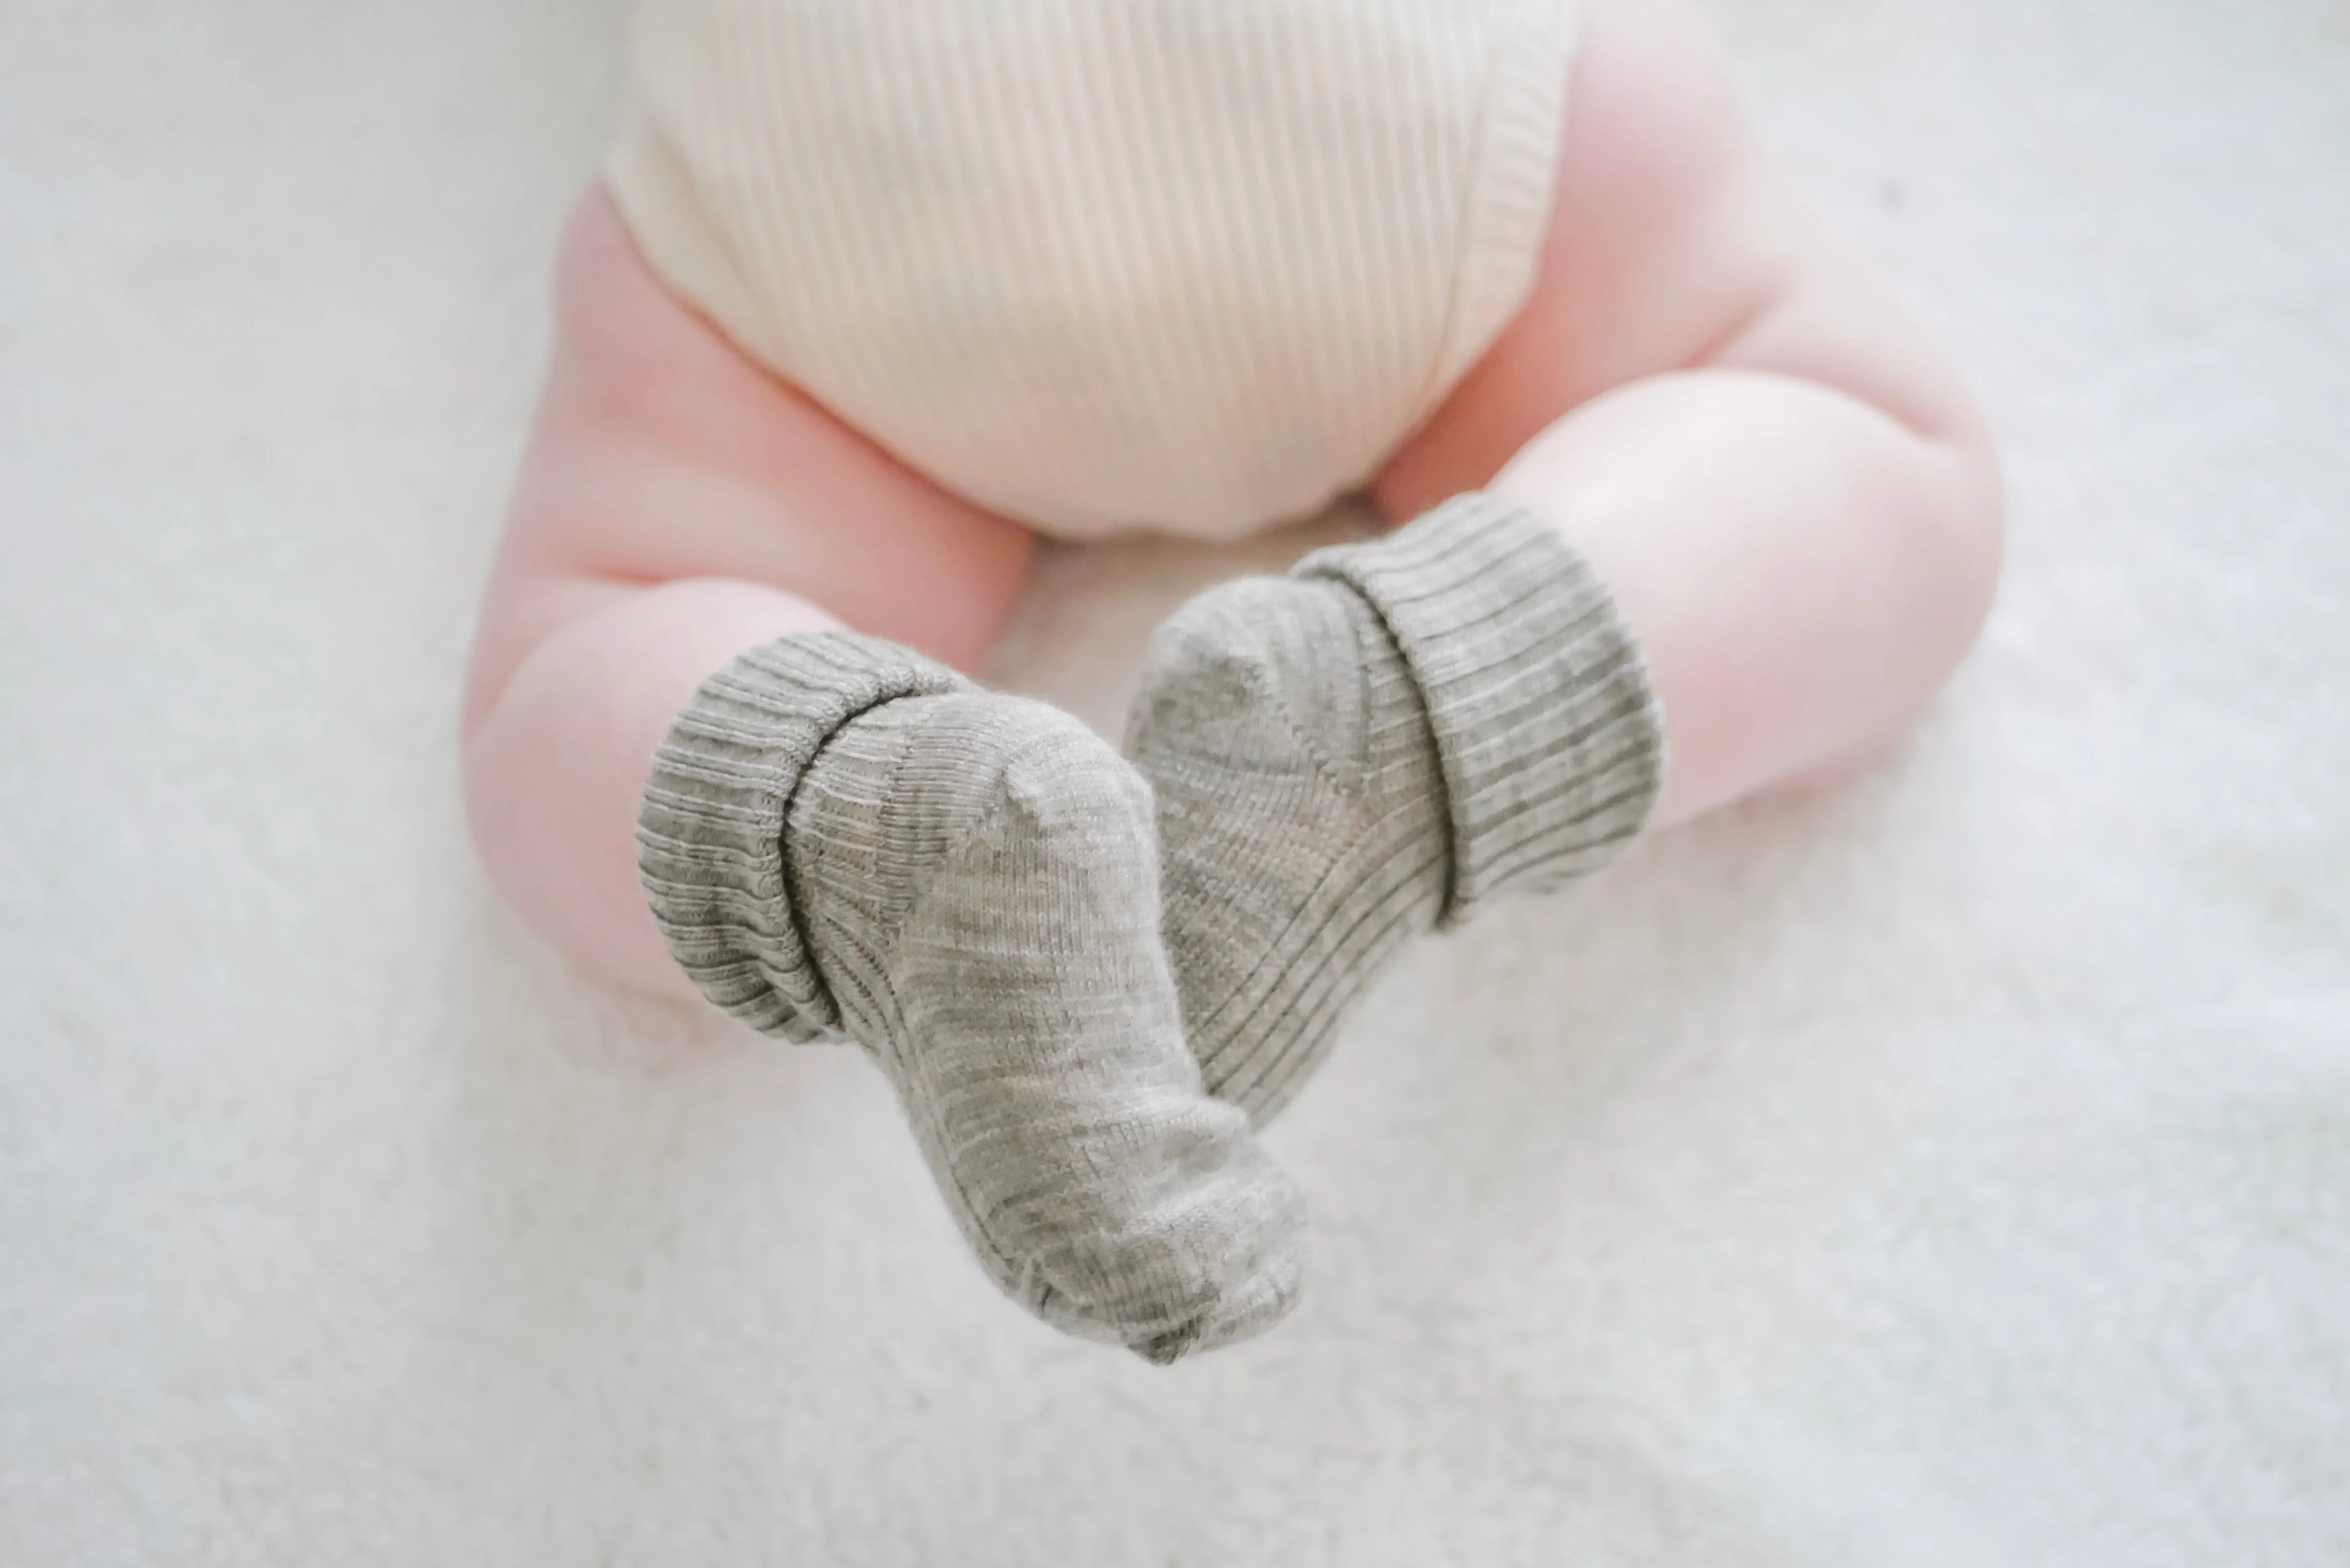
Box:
[5,0,2345,1561]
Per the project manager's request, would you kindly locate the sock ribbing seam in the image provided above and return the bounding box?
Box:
[635,630,971,1041]
[1295,491,1667,927]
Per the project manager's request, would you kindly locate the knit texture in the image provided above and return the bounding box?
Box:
[606,0,1583,541]
[639,633,1307,1361]
[1126,494,1664,1120]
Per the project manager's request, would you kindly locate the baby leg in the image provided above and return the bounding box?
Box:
[1376,0,2005,828]
[464,191,1303,1359]
[1129,0,2004,1114]
[463,190,1037,997]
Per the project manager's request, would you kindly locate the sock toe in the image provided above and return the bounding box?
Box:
[641,634,1312,1358]
[888,696,1310,1350]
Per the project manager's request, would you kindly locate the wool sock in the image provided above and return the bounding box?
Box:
[638,631,1306,1362]
[1124,492,1667,1121]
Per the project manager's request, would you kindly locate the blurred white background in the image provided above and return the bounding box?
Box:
[4,1,2347,1561]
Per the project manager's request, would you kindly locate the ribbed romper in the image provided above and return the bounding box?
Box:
[607,0,1584,541]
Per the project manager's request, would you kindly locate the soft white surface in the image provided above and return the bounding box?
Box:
[5,0,2347,1561]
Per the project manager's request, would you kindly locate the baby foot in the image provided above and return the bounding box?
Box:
[1124,494,1668,1121]
[638,633,1304,1361]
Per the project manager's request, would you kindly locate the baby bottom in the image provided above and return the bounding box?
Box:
[464,0,2000,1001]
[457,0,2003,1352]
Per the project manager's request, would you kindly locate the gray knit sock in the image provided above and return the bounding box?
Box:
[637,632,1306,1362]
[1124,493,1667,1121]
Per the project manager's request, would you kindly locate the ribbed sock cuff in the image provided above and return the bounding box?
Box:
[635,630,971,1041]
[1294,492,1666,927]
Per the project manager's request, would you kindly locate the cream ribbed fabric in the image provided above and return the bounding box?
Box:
[608,0,1583,540]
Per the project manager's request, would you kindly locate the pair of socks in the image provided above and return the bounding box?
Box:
[635,493,1664,1362]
